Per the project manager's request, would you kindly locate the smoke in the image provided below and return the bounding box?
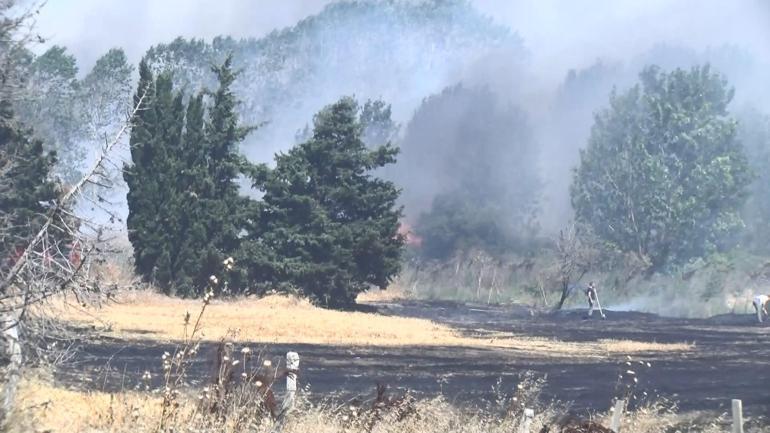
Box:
[32,0,770,238]
[33,0,332,71]
[474,0,769,84]
[37,0,769,93]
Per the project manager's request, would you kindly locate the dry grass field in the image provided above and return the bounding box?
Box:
[53,291,692,358]
[17,290,766,433]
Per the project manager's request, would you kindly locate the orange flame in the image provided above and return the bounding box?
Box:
[398,221,423,248]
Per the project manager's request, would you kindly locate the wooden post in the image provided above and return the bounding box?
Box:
[517,408,534,433]
[272,352,300,433]
[283,352,299,412]
[610,399,625,433]
[732,399,744,433]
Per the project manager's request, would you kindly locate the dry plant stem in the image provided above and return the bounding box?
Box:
[159,288,213,430]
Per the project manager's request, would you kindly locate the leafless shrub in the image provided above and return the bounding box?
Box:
[546,223,602,310]
[336,383,417,432]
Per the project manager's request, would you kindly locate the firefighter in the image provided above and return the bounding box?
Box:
[753,294,769,323]
[585,282,606,319]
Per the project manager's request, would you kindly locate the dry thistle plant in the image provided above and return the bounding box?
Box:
[134,258,297,432]
[612,355,661,413]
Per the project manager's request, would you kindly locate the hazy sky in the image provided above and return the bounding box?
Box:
[34,0,769,79]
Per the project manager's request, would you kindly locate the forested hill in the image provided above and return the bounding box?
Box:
[143,0,522,159]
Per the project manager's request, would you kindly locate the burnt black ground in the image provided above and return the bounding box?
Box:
[56,300,770,417]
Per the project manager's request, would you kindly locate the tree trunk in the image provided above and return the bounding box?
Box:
[555,281,570,310]
[0,312,22,427]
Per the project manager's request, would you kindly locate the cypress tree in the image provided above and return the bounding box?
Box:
[125,56,254,295]
[170,94,206,293]
[124,61,187,291]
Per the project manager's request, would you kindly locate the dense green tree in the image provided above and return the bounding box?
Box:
[124,62,188,291]
[571,65,751,270]
[125,57,253,295]
[242,97,404,307]
[176,57,254,295]
[124,61,166,286]
[0,100,60,269]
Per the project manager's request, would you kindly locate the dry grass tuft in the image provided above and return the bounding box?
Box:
[598,339,693,354]
[11,376,163,433]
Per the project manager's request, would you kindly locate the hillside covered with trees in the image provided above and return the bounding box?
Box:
[5,0,770,315]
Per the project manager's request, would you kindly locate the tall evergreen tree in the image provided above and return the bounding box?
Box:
[243,97,404,307]
[125,56,253,295]
[173,57,254,295]
[124,60,164,286]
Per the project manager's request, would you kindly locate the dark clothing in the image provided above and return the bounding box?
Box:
[585,287,596,303]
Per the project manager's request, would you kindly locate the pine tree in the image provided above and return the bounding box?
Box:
[201,56,253,259]
[243,97,404,307]
[0,99,60,269]
[175,56,254,296]
[170,94,206,292]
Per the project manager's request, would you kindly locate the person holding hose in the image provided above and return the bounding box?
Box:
[585,282,606,319]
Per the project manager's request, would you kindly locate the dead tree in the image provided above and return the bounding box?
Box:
[0,87,144,425]
[550,224,600,310]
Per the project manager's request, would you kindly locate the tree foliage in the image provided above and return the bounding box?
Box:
[78,48,134,142]
[124,56,253,295]
[14,46,81,183]
[571,65,751,270]
[241,97,404,307]
[0,100,61,268]
[13,46,133,183]
[142,0,519,151]
[360,99,399,148]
